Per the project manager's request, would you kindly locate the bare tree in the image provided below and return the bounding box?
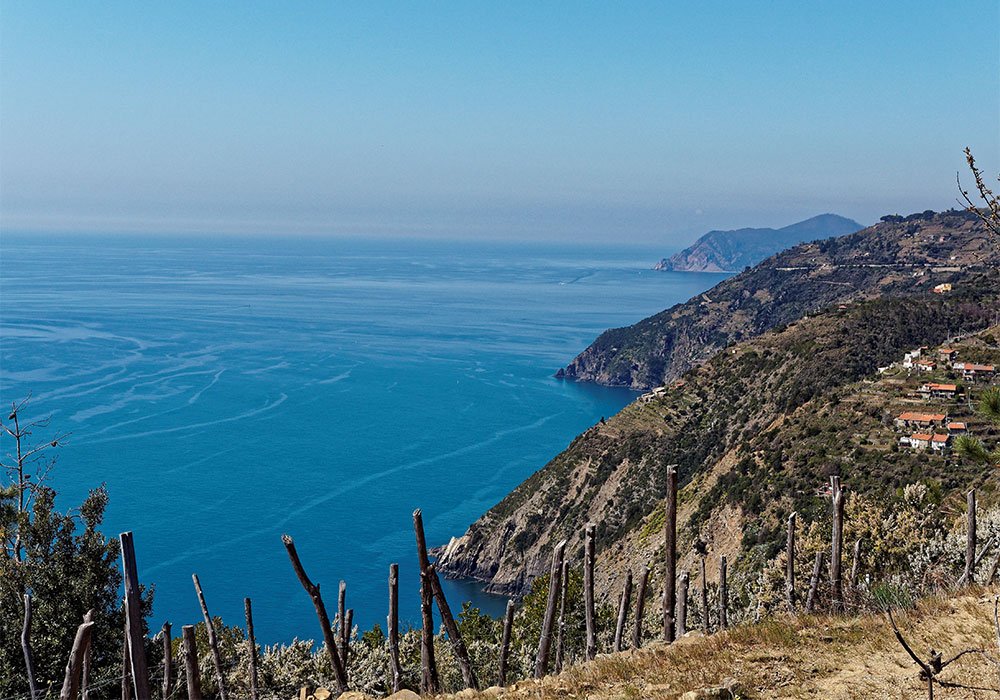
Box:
[958,147,1000,237]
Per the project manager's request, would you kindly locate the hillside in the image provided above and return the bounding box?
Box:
[559,210,994,390]
[437,274,1000,599]
[653,213,862,273]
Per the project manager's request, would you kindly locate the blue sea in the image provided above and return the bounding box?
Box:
[0,233,726,643]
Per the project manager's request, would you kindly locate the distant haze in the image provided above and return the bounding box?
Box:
[1,3,998,244]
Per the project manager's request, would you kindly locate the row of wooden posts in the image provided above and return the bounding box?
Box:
[34,470,989,700]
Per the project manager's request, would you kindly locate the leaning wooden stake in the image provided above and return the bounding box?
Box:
[412,509,441,694]
[965,489,977,587]
[806,551,824,613]
[830,476,845,611]
[786,513,796,611]
[281,535,349,692]
[677,571,689,636]
[535,539,567,678]
[344,608,353,673]
[121,610,132,700]
[119,532,151,699]
[663,465,678,642]
[613,571,633,652]
[700,555,709,634]
[244,599,259,700]
[59,616,94,700]
[192,574,229,700]
[849,538,863,592]
[632,563,650,648]
[182,625,203,700]
[427,564,479,689]
[583,523,597,660]
[719,556,729,630]
[555,560,569,672]
[387,563,403,693]
[161,622,173,700]
[338,580,348,669]
[80,610,94,700]
[22,593,38,700]
[499,599,515,687]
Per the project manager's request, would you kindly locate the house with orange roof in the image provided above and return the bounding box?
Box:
[954,362,995,381]
[930,433,951,451]
[947,421,967,434]
[938,347,958,365]
[917,383,958,399]
[901,433,932,449]
[913,360,936,372]
[895,411,948,429]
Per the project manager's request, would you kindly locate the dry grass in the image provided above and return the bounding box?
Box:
[436,589,1000,699]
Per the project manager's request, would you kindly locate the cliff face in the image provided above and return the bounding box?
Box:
[560,210,993,390]
[654,214,862,273]
[437,210,1000,599]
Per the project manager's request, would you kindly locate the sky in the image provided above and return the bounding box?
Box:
[1,2,998,243]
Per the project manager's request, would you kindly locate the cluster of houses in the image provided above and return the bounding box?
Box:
[894,411,967,452]
[900,345,995,380]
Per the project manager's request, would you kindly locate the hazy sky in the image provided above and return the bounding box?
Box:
[2,2,998,243]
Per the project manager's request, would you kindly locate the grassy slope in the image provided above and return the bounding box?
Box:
[434,590,1000,699]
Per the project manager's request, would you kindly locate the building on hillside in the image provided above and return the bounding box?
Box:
[917,383,958,399]
[938,347,958,365]
[932,283,952,294]
[954,362,995,381]
[947,421,968,434]
[900,433,932,449]
[930,433,951,451]
[895,411,948,429]
[913,360,936,372]
[902,348,923,368]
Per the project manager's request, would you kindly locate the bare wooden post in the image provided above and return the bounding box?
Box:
[22,593,38,700]
[427,564,479,689]
[719,556,729,630]
[59,617,94,700]
[663,465,678,642]
[555,560,569,673]
[677,571,689,636]
[80,610,94,700]
[182,625,203,700]
[338,580,347,667]
[806,551,824,613]
[119,532,152,699]
[830,476,845,611]
[387,563,403,693]
[499,599,515,686]
[160,622,173,700]
[786,513,796,611]
[632,563,650,649]
[344,608,353,673]
[849,538,862,593]
[700,555,709,634]
[281,535,349,692]
[121,611,132,700]
[583,523,597,660]
[412,509,441,694]
[244,599,259,700]
[966,489,977,586]
[192,574,229,700]
[613,571,632,652]
[534,539,567,678]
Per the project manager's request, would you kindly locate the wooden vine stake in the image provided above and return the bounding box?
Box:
[192,574,229,700]
[80,610,94,700]
[412,509,441,694]
[663,465,678,642]
[59,615,94,700]
[338,580,348,671]
[281,535,349,692]
[677,571,689,636]
[719,555,729,630]
[555,560,569,672]
[534,539,566,678]
[806,551,824,613]
[161,622,173,700]
[849,538,863,593]
[965,489,977,587]
[632,563,650,649]
[22,593,38,700]
[427,564,479,689]
[830,476,845,611]
[119,532,151,699]
[613,571,633,652]
[245,598,260,700]
[182,624,203,700]
[121,611,132,700]
[583,523,597,660]
[786,513,796,611]
[499,598,515,686]
[387,563,403,693]
[699,551,709,634]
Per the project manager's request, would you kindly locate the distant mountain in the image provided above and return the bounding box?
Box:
[654,213,863,272]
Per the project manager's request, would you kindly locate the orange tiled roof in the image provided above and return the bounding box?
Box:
[897,412,947,422]
[910,433,932,441]
[931,434,950,443]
